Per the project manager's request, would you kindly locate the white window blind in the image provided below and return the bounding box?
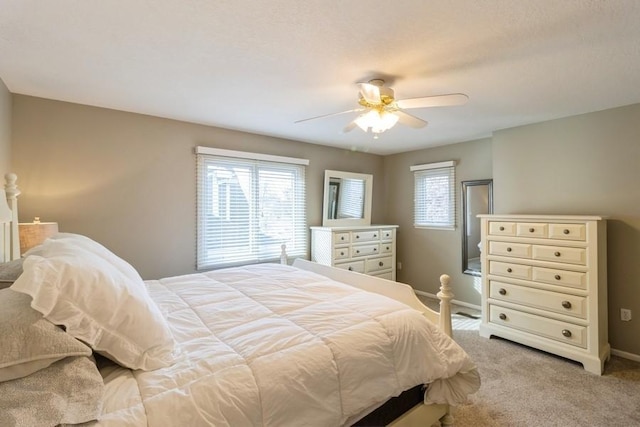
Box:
[196,148,308,270]
[411,161,456,229]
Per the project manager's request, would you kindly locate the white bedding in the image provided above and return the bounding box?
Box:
[95,263,479,426]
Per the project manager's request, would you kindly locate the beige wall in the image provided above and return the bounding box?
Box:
[0,78,11,173]
[492,103,640,356]
[11,95,384,279]
[383,138,493,304]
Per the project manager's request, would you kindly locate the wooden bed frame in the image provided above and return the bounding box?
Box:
[293,259,455,426]
[2,173,456,426]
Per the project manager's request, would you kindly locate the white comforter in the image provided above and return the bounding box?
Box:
[96,264,479,426]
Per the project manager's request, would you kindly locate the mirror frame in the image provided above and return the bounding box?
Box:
[461,179,493,276]
[322,170,373,227]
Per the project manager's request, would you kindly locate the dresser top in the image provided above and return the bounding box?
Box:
[310,224,399,231]
[477,214,607,221]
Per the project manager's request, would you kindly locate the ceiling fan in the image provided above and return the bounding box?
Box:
[295,79,468,137]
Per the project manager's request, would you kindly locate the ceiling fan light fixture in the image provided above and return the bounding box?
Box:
[354,109,399,134]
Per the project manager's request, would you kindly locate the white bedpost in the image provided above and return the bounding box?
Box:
[280,244,288,265]
[4,173,20,261]
[437,274,453,338]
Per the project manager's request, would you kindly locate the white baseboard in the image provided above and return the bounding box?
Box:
[611,348,640,363]
[414,290,482,312]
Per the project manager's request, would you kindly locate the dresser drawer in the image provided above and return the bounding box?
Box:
[353,230,380,242]
[489,281,587,319]
[532,245,586,265]
[335,260,365,273]
[489,305,587,348]
[489,241,532,259]
[335,232,350,244]
[333,247,350,260]
[366,256,393,273]
[532,267,587,290]
[373,271,393,280]
[516,223,548,238]
[380,229,394,241]
[548,223,586,241]
[380,242,393,254]
[489,261,532,280]
[351,244,379,257]
[488,221,516,236]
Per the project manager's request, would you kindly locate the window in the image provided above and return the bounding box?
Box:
[196,147,308,270]
[411,161,456,229]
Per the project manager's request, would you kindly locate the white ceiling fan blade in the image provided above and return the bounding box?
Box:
[396,93,469,110]
[342,121,358,133]
[295,108,364,124]
[395,110,428,129]
[358,83,381,104]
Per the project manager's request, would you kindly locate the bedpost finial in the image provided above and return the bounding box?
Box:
[4,172,20,198]
[439,274,450,287]
[280,244,288,265]
[4,172,17,183]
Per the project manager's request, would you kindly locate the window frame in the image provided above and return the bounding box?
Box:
[411,160,457,230]
[195,146,308,270]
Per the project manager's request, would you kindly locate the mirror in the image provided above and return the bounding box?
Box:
[462,179,493,276]
[322,170,373,226]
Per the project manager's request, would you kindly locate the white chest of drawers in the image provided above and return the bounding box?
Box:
[478,215,609,374]
[310,225,398,280]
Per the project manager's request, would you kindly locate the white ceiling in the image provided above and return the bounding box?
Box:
[2,1,640,155]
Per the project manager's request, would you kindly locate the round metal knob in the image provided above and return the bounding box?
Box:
[562,329,572,338]
[506,247,512,252]
[356,235,360,239]
[499,288,507,295]
[356,250,360,254]
[340,252,344,256]
[378,261,384,267]
[341,236,345,240]
[386,246,390,250]
[554,251,561,257]
[562,301,572,309]
[507,268,513,273]
[529,228,535,232]
[555,274,562,280]
[373,248,377,251]
[499,313,507,320]
[348,266,353,271]
[563,229,570,235]
[373,234,377,238]
[499,226,505,231]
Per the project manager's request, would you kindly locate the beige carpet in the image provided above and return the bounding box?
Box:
[439,307,640,426]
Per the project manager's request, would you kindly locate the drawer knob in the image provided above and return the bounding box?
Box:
[499,313,507,320]
[356,250,360,254]
[374,234,377,238]
[529,227,535,233]
[498,288,507,295]
[555,274,561,280]
[561,329,572,338]
[378,261,384,267]
[340,252,344,256]
[554,251,561,257]
[561,301,572,309]
[386,246,390,250]
[506,247,512,252]
[499,226,505,231]
[506,268,513,273]
[341,236,345,241]
[563,229,570,235]
[373,248,377,251]
[348,266,353,271]
[356,235,360,239]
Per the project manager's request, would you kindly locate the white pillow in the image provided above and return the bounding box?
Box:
[26,232,143,286]
[12,239,176,371]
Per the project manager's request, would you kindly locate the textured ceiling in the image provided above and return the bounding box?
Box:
[2,0,640,155]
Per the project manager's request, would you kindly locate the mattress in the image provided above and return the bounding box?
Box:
[95,263,479,426]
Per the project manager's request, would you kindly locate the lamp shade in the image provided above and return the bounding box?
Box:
[19,218,59,255]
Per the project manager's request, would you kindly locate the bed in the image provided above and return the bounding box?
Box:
[0,173,480,426]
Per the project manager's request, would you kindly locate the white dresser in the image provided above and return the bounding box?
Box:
[310,225,398,280]
[478,215,609,374]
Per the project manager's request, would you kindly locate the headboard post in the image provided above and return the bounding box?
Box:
[4,173,21,260]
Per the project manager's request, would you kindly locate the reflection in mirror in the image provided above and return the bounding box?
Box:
[462,179,493,276]
[322,170,372,226]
